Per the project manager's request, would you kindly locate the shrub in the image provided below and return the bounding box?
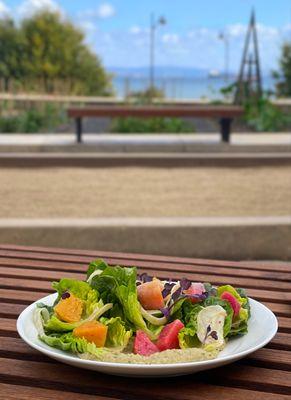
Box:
[0,103,68,133]
[244,97,291,132]
[111,117,193,134]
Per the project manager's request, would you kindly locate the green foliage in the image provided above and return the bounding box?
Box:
[274,42,291,96]
[0,18,25,90]
[0,103,67,133]
[128,86,165,104]
[0,11,112,95]
[111,117,193,133]
[244,96,290,132]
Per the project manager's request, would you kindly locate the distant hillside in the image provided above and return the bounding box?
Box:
[108,66,271,80]
[107,66,210,78]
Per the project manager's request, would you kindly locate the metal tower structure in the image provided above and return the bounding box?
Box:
[234,10,262,104]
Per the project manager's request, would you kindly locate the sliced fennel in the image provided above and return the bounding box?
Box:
[140,305,167,326]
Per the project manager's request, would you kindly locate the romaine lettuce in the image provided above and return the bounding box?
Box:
[217,285,247,307]
[89,262,150,335]
[178,325,200,349]
[178,302,203,349]
[100,317,132,349]
[44,299,111,332]
[40,332,105,358]
[216,285,250,337]
[52,278,92,302]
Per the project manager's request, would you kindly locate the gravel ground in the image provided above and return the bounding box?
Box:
[1,167,291,218]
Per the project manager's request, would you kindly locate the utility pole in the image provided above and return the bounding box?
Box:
[218,32,230,83]
[149,13,166,91]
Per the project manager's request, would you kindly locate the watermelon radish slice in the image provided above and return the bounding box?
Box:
[184,282,205,303]
[221,291,241,317]
[133,330,159,356]
[156,320,184,351]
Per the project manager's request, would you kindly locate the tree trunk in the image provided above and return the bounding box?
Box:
[4,77,9,92]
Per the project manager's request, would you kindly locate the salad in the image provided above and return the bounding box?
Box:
[34,259,250,364]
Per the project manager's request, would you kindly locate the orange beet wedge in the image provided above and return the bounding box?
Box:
[73,321,108,347]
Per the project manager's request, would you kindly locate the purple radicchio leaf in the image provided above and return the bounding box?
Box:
[61,291,70,299]
[180,278,191,291]
[162,282,176,298]
[160,307,171,319]
[171,286,182,302]
[137,273,153,283]
[184,292,208,301]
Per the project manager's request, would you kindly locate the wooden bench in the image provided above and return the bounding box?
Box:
[68,105,244,144]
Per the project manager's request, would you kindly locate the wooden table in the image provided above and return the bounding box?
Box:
[0,244,290,399]
[67,105,244,143]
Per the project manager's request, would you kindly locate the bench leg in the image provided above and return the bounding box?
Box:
[219,118,232,143]
[76,117,82,143]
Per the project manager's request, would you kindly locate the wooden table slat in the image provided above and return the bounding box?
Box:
[0,244,290,272]
[0,245,290,399]
[1,260,290,283]
[0,383,118,400]
[0,357,290,399]
[1,268,290,293]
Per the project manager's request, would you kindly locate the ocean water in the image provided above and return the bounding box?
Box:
[112,75,276,100]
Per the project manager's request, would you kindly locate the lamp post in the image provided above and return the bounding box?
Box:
[218,31,229,83]
[149,13,166,91]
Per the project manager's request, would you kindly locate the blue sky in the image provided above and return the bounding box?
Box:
[1,0,291,73]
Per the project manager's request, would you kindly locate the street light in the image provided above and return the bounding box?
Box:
[150,13,166,91]
[218,31,230,83]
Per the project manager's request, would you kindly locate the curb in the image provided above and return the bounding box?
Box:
[1,153,291,167]
[0,216,290,260]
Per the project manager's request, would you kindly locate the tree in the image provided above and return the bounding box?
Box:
[20,11,112,95]
[275,42,291,96]
[0,18,25,91]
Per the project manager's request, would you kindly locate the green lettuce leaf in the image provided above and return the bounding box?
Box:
[146,323,164,339]
[178,302,203,349]
[52,278,93,303]
[44,315,79,332]
[236,287,251,317]
[84,289,100,316]
[216,285,250,337]
[100,317,132,349]
[40,332,105,358]
[178,325,201,349]
[217,285,248,307]
[89,262,150,335]
[86,259,109,280]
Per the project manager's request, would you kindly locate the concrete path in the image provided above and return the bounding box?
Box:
[0,132,291,146]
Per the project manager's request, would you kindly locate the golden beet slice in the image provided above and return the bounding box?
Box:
[73,321,108,347]
[54,293,83,323]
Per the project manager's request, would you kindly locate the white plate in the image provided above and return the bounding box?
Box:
[17,293,278,377]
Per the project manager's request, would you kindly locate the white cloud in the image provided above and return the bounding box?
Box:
[97,3,115,19]
[17,0,62,18]
[227,24,247,37]
[129,25,142,35]
[0,1,10,17]
[79,3,115,20]
[162,33,179,44]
